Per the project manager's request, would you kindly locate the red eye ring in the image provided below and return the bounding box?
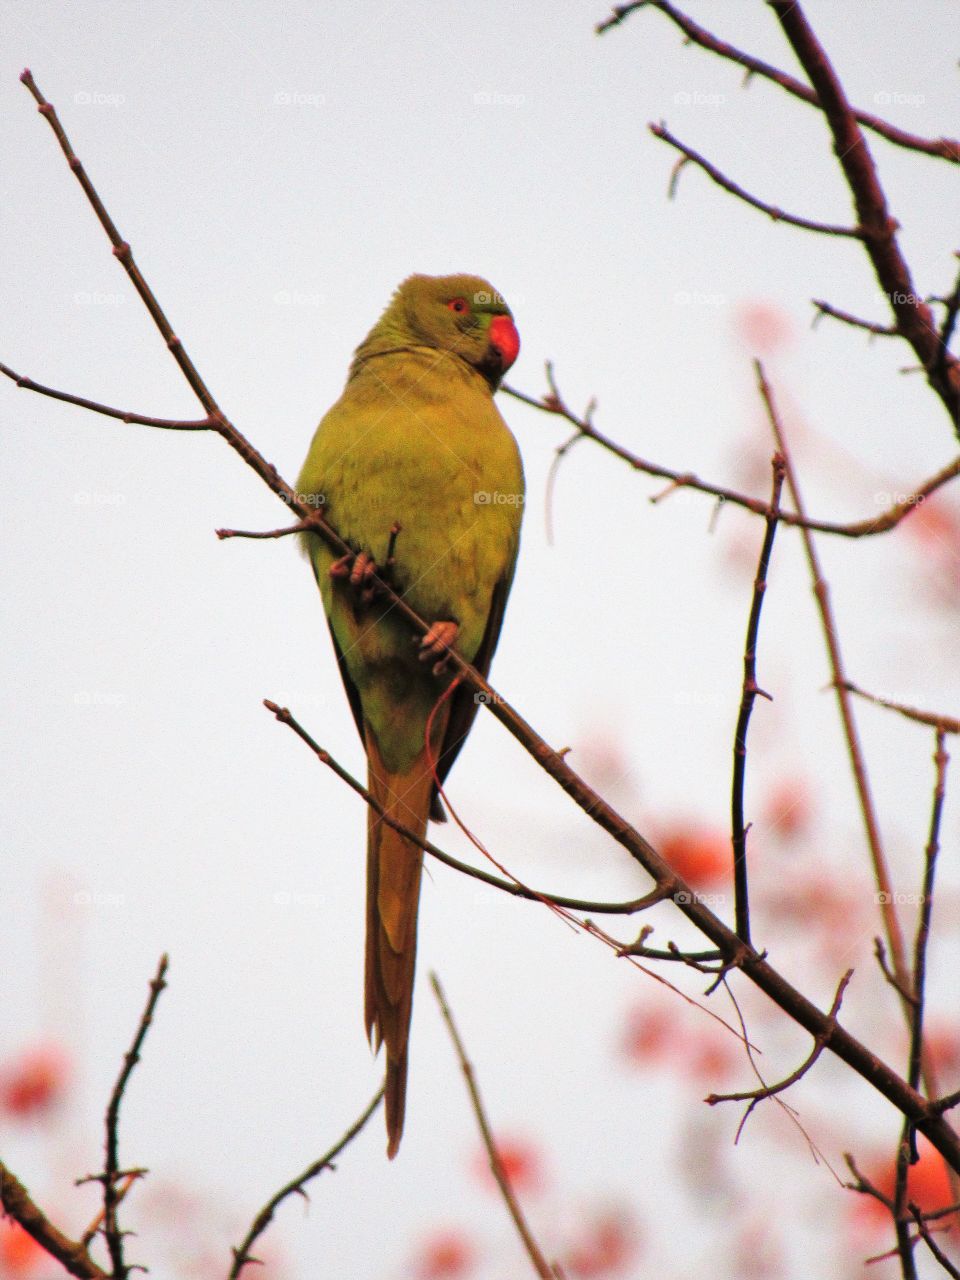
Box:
[446,298,468,314]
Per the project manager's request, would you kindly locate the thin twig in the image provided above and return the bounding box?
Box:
[811,300,899,337]
[216,521,314,541]
[502,378,960,539]
[707,970,853,1118]
[430,974,563,1280]
[937,263,960,363]
[755,364,912,1009]
[263,700,669,917]
[649,122,861,238]
[0,1164,108,1279]
[874,938,917,1009]
[596,2,960,163]
[908,732,949,1096]
[102,954,168,1278]
[19,71,220,417]
[846,1153,896,1213]
[229,1085,385,1278]
[718,977,841,1171]
[842,682,960,735]
[908,1203,960,1280]
[0,363,213,429]
[731,453,785,943]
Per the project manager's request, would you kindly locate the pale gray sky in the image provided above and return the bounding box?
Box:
[2,3,958,1278]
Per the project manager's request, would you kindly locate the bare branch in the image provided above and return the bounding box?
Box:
[0,362,213,430]
[0,1164,108,1279]
[767,1,960,431]
[755,364,912,1003]
[596,1,960,163]
[263,699,669,917]
[707,969,853,1117]
[431,974,564,1280]
[216,521,313,541]
[842,681,960,736]
[20,70,221,418]
[503,377,960,539]
[908,1203,960,1280]
[811,300,899,337]
[229,1085,385,1278]
[731,453,785,944]
[649,122,861,238]
[102,954,168,1278]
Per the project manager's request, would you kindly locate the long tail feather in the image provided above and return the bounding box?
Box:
[364,730,439,1159]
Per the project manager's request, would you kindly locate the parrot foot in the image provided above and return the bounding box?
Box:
[418,620,459,675]
[329,549,379,605]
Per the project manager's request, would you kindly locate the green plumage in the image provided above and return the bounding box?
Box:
[297,273,524,1156]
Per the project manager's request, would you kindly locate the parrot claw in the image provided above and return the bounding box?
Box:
[418,620,459,674]
[330,549,379,605]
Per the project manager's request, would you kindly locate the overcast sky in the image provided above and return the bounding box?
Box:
[2,4,958,1278]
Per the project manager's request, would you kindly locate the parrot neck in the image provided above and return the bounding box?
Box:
[348,342,494,396]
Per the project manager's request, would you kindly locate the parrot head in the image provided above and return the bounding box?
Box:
[353,273,520,388]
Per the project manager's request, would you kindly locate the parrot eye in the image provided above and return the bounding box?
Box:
[446,298,469,314]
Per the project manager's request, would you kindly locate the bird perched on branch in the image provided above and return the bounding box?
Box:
[298,273,524,1157]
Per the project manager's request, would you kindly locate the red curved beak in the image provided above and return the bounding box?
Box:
[488,314,520,371]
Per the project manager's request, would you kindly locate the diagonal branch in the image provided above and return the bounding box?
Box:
[811,300,899,338]
[707,969,853,1119]
[19,70,220,417]
[649,123,861,238]
[0,1164,108,1280]
[0,362,213,429]
[768,1,960,433]
[842,682,960,736]
[229,1085,385,1278]
[263,700,669,917]
[431,974,563,1280]
[596,1,960,163]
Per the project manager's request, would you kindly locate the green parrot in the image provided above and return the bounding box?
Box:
[297,273,524,1157]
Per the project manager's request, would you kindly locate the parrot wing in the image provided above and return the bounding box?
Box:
[317,565,514,824]
[429,571,514,811]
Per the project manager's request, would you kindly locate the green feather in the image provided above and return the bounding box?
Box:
[298,273,524,774]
